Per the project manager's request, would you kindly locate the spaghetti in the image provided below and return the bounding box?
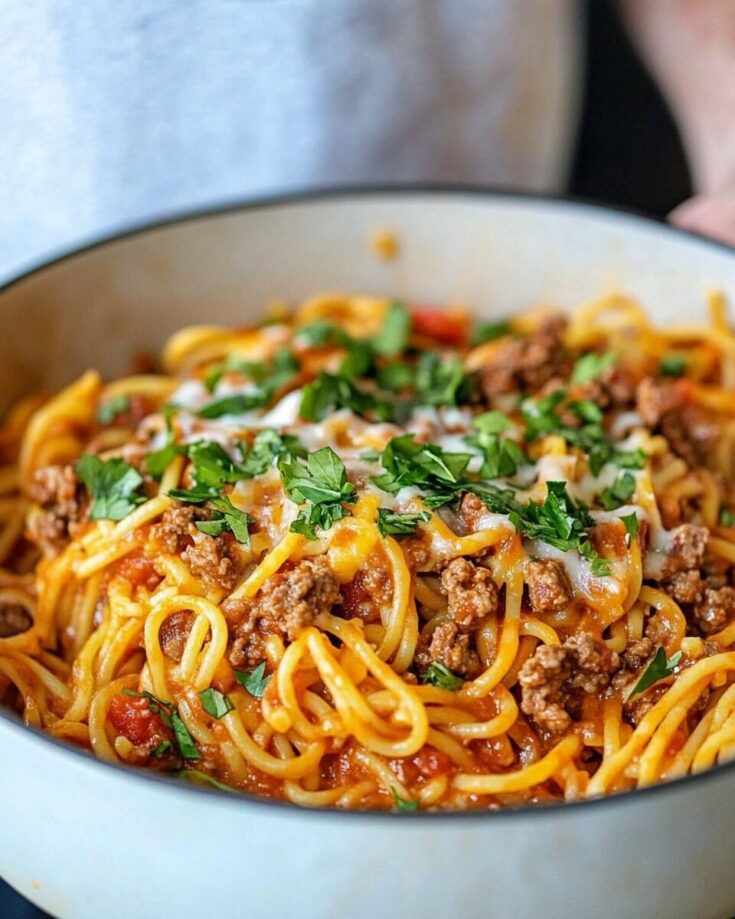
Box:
[1,290,735,811]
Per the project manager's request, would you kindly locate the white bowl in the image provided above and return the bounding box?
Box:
[2,189,735,919]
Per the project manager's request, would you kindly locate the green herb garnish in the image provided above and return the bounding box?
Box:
[391,787,420,812]
[279,446,357,540]
[660,355,687,377]
[719,508,735,527]
[198,688,234,719]
[627,647,683,700]
[570,350,616,385]
[421,661,463,691]
[171,711,201,760]
[598,472,636,511]
[76,454,146,521]
[235,661,271,698]
[176,769,235,792]
[376,508,431,537]
[470,319,512,347]
[97,395,131,425]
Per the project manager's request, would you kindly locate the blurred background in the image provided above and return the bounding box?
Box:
[0,0,694,915]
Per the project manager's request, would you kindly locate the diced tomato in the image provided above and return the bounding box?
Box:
[410,306,469,346]
[109,693,169,747]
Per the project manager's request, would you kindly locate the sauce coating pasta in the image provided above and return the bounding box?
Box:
[1,290,734,810]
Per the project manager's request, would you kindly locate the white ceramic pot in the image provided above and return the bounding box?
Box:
[1,190,735,919]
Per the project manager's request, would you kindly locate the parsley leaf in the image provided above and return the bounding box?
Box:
[177,769,235,792]
[299,372,381,423]
[371,300,411,358]
[290,502,348,540]
[466,413,525,480]
[620,512,640,539]
[521,391,566,441]
[204,347,299,395]
[627,647,683,700]
[198,688,234,719]
[376,362,415,392]
[660,354,687,377]
[376,508,431,536]
[195,496,251,545]
[414,352,471,407]
[170,712,201,760]
[372,434,471,497]
[720,508,735,527]
[296,320,354,348]
[470,319,511,347]
[421,661,463,691]
[235,661,271,698]
[151,740,172,757]
[571,350,616,385]
[391,787,420,812]
[197,391,271,419]
[279,447,356,539]
[76,454,146,521]
[97,394,131,425]
[598,472,636,510]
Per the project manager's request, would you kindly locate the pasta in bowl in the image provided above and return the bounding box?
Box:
[3,288,735,811]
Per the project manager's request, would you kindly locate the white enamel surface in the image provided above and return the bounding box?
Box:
[2,191,735,919]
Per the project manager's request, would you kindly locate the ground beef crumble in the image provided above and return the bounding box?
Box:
[476,314,571,398]
[225,556,340,668]
[26,464,88,554]
[518,634,620,733]
[524,558,572,614]
[440,557,498,628]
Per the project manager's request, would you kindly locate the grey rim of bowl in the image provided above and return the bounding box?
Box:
[2,183,734,821]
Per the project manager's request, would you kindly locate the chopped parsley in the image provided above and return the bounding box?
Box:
[391,787,420,812]
[97,394,131,425]
[598,472,637,511]
[235,661,271,698]
[421,661,463,691]
[279,446,357,540]
[151,740,172,757]
[197,391,271,419]
[570,350,616,385]
[470,318,512,347]
[627,647,683,700]
[171,711,200,760]
[371,434,471,500]
[620,512,640,540]
[376,508,431,537]
[76,454,146,521]
[299,372,382,423]
[720,508,735,527]
[177,769,235,793]
[195,496,251,545]
[466,412,525,479]
[520,390,646,476]
[121,689,200,760]
[371,300,411,358]
[204,346,299,394]
[660,354,687,377]
[414,352,471,407]
[198,687,234,719]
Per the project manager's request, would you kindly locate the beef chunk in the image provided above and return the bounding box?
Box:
[525,558,572,614]
[518,634,620,733]
[416,619,481,678]
[26,464,87,554]
[159,609,195,661]
[477,314,570,397]
[693,587,735,635]
[225,557,340,668]
[182,533,241,592]
[660,524,708,578]
[662,569,704,605]
[440,557,498,629]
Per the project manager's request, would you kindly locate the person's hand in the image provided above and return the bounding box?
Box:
[669,192,735,248]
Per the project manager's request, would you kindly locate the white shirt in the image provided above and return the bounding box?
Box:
[0,0,581,280]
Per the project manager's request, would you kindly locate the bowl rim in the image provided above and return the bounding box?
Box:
[2,182,735,822]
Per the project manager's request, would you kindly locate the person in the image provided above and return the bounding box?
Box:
[1,0,734,282]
